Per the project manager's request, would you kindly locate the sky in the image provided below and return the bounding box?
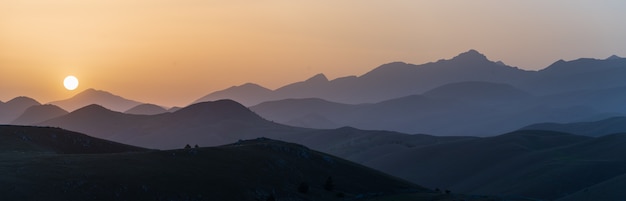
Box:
[1,0,625,107]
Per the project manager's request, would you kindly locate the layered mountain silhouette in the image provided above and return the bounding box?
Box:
[194,83,273,106]
[40,100,306,149]
[11,104,68,125]
[48,88,142,112]
[191,50,626,136]
[0,125,444,201]
[196,50,626,107]
[196,50,533,106]
[521,116,626,137]
[33,98,626,200]
[251,81,564,136]
[0,96,41,124]
[5,50,626,200]
[124,103,168,115]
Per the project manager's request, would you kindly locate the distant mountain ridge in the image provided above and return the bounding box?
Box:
[49,88,142,112]
[124,103,168,115]
[520,116,626,137]
[195,50,626,107]
[11,104,68,125]
[0,96,41,124]
[196,49,534,106]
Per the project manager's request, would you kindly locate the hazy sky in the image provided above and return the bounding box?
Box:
[1,0,625,107]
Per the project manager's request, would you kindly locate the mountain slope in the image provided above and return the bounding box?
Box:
[520,116,626,137]
[0,135,431,200]
[252,82,536,136]
[0,96,41,124]
[48,88,142,112]
[0,125,146,154]
[194,83,274,106]
[11,104,68,125]
[522,57,626,94]
[40,100,305,149]
[124,103,168,115]
[354,130,626,200]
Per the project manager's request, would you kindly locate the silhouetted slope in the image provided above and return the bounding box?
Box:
[523,57,626,94]
[49,88,142,112]
[423,81,532,103]
[11,104,68,125]
[250,98,357,128]
[0,125,146,154]
[40,100,305,149]
[0,138,429,201]
[352,130,626,200]
[41,104,157,140]
[167,106,182,112]
[124,103,167,115]
[453,133,626,200]
[557,172,626,201]
[520,116,626,137]
[252,83,535,136]
[0,96,41,124]
[283,126,475,164]
[194,83,273,106]
[363,130,590,190]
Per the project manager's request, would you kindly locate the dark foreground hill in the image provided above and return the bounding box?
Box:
[0,125,505,201]
[359,130,626,200]
[0,125,146,154]
[37,100,626,200]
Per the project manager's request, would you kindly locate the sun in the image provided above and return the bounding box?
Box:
[63,75,79,90]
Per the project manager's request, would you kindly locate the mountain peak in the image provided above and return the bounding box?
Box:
[6,96,40,105]
[607,55,622,60]
[305,73,329,83]
[73,104,115,114]
[174,99,262,122]
[451,49,489,62]
[49,88,142,112]
[76,88,115,97]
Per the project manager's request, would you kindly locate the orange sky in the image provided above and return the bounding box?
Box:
[1,0,625,107]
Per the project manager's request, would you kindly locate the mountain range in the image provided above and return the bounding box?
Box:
[195,50,625,107]
[3,50,626,200]
[190,50,626,136]
[48,88,143,112]
[29,98,626,200]
[195,50,536,106]
[4,50,626,136]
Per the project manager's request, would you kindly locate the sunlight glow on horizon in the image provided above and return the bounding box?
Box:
[1,0,625,106]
